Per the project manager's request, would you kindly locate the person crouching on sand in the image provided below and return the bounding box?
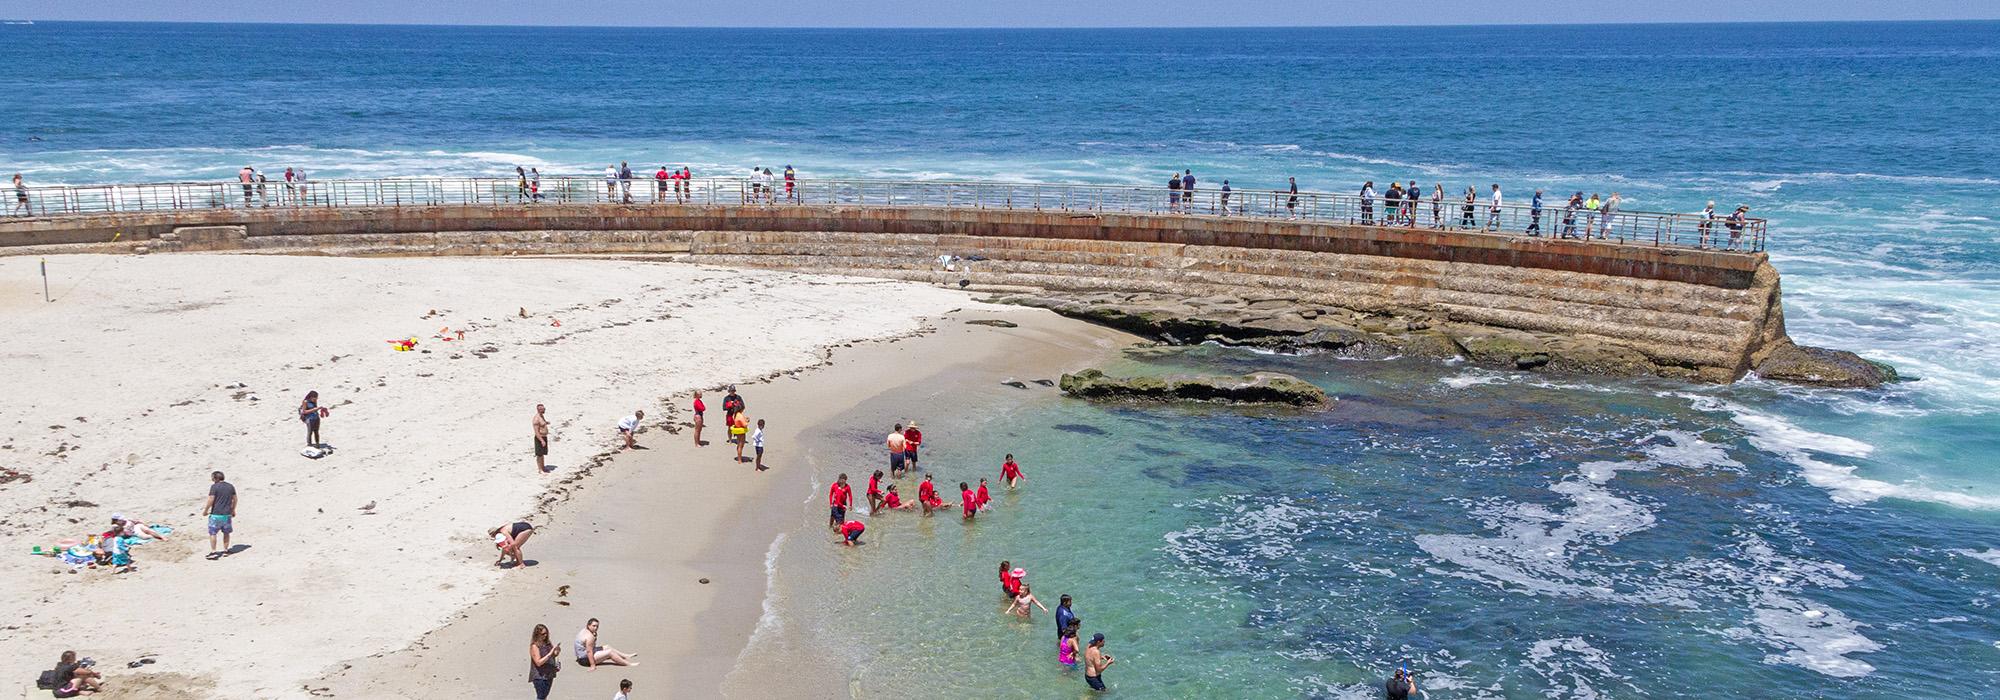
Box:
[490,521,533,568]
[840,519,867,546]
[618,410,644,450]
[575,618,639,668]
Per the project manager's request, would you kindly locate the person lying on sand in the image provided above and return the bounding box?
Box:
[108,514,167,540]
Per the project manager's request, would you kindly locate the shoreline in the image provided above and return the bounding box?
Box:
[320,304,1135,698]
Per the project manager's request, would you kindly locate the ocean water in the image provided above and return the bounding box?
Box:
[6,20,1999,697]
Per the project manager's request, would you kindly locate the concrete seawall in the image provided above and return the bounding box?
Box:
[2,203,1814,383]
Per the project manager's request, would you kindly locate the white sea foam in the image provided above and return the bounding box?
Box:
[1676,394,2000,510]
[1956,549,2000,568]
[1523,637,1629,700]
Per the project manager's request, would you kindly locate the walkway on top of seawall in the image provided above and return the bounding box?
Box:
[6,176,1768,254]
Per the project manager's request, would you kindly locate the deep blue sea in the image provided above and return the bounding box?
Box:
[6,20,1998,698]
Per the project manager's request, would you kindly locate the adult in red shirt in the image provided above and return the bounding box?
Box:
[902,422,923,469]
[828,473,853,528]
[691,391,707,446]
[866,470,886,513]
[654,166,670,201]
[959,482,977,520]
[839,519,866,546]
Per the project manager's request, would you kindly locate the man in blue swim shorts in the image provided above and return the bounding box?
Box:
[203,470,237,560]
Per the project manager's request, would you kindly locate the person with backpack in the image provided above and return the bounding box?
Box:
[1385,666,1418,699]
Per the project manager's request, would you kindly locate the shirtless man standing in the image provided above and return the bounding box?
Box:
[1083,633,1114,692]
[533,404,551,473]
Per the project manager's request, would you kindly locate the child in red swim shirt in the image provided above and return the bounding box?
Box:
[839,520,866,546]
[959,482,976,520]
[918,475,945,514]
[866,470,885,513]
[881,485,912,510]
[1001,453,1025,489]
[975,478,991,511]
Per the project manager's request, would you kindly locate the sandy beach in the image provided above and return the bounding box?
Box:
[0,253,1043,698]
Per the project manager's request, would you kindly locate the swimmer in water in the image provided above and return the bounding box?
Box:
[1008,582,1049,618]
[1001,454,1025,489]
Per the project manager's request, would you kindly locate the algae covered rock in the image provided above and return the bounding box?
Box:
[1754,342,1897,388]
[1058,368,1327,406]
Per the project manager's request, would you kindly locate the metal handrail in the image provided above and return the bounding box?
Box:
[5,176,1768,252]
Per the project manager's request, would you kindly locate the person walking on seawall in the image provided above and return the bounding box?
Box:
[528,624,561,700]
[1583,192,1603,238]
[1285,177,1299,219]
[618,162,635,204]
[1430,183,1444,229]
[678,166,692,202]
[1562,192,1583,238]
[516,166,530,202]
[1382,182,1401,226]
[1385,666,1419,700]
[1600,191,1622,239]
[1486,184,1503,231]
[1219,180,1231,215]
[1359,180,1376,225]
[299,390,326,447]
[784,164,796,201]
[1726,205,1750,250]
[283,167,297,203]
[533,403,551,473]
[529,167,543,202]
[1459,186,1477,228]
[1405,180,1421,226]
[203,470,237,560]
[1698,200,1717,247]
[604,165,619,202]
[11,173,29,216]
[238,166,256,206]
[1526,189,1544,235]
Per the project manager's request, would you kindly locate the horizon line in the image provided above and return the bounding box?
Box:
[9,17,1998,31]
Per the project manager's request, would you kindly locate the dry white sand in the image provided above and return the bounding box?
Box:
[0,253,985,698]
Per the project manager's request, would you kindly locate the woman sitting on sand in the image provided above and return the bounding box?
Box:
[49,650,102,697]
[1007,582,1050,619]
[575,618,639,668]
[489,521,533,569]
